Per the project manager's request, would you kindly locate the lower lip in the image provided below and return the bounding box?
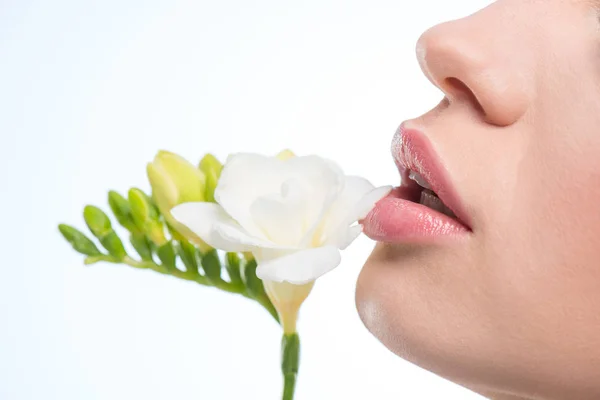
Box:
[362,187,470,243]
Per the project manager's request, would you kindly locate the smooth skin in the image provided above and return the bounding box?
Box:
[356,1,600,399]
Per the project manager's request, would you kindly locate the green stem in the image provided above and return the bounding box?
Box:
[123,256,211,286]
[121,257,279,323]
[212,278,247,295]
[281,333,300,400]
[282,374,296,400]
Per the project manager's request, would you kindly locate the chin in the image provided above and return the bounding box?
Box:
[355,242,508,396]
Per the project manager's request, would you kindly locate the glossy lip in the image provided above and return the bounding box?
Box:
[362,123,472,243]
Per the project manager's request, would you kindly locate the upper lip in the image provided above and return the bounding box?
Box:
[392,122,472,230]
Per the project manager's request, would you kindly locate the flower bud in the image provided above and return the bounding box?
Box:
[130,232,153,261]
[225,252,242,285]
[198,153,222,203]
[83,205,112,238]
[83,206,127,260]
[108,191,137,232]
[177,240,199,274]
[276,149,296,160]
[99,231,127,260]
[58,224,101,256]
[157,241,177,269]
[147,151,211,252]
[128,188,166,246]
[128,188,157,226]
[201,249,222,282]
[147,150,206,207]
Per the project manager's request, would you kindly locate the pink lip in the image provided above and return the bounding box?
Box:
[362,124,472,243]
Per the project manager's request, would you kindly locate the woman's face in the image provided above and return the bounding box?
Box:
[356,0,600,398]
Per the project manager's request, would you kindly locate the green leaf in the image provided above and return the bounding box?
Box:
[58,224,101,256]
[83,205,112,238]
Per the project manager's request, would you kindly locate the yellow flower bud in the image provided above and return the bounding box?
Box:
[147,150,211,253]
[276,149,296,161]
[198,153,223,203]
[263,280,314,334]
[148,150,206,205]
[128,188,167,246]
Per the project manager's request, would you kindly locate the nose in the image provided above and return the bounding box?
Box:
[416,13,532,126]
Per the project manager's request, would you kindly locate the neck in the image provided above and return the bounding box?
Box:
[484,392,536,400]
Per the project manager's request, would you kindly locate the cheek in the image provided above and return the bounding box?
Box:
[469,109,600,370]
[473,101,600,319]
[506,113,600,280]
[499,124,600,302]
[522,45,600,270]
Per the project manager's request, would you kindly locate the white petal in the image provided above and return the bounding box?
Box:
[347,185,393,222]
[275,156,345,239]
[215,153,286,238]
[284,155,345,184]
[216,153,345,246]
[171,202,256,252]
[321,177,375,230]
[321,184,392,247]
[214,221,288,250]
[285,156,345,221]
[281,157,345,247]
[249,179,309,246]
[256,246,342,285]
[310,176,382,244]
[343,176,378,198]
[335,224,364,250]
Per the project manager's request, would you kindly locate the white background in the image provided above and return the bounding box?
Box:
[1,1,493,399]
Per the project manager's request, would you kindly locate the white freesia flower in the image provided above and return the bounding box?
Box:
[171,151,390,331]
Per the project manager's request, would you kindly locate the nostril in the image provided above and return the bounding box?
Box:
[443,77,485,115]
[416,20,530,127]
